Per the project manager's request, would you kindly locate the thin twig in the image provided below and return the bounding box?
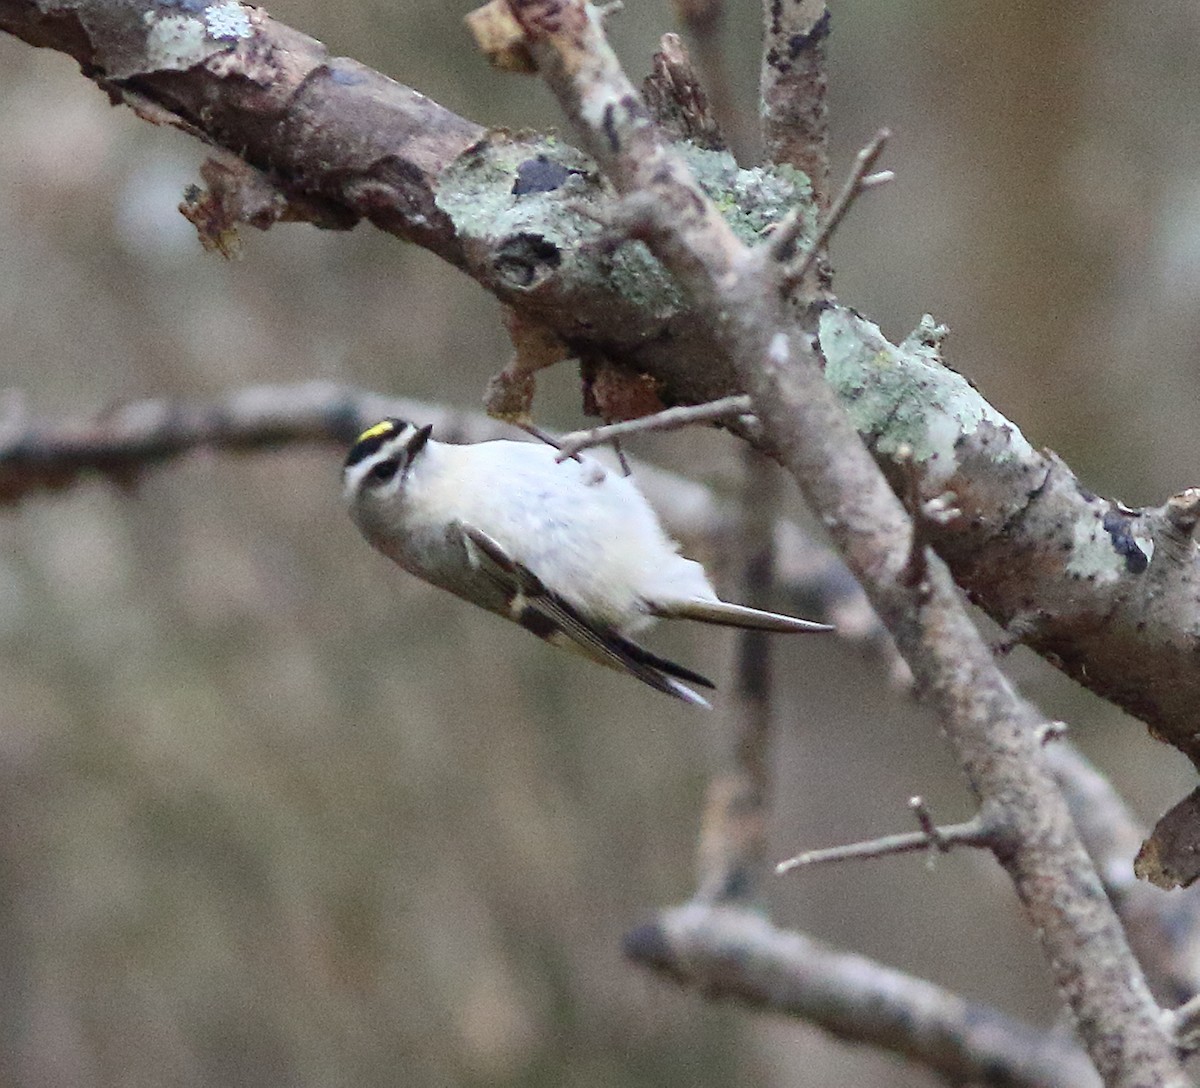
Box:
[517,421,584,461]
[776,817,990,874]
[908,795,943,846]
[774,128,891,290]
[554,395,752,459]
[894,443,960,588]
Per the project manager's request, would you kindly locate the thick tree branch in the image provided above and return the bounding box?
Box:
[625,903,1100,1088]
[6,1,1200,785]
[503,2,1187,1083]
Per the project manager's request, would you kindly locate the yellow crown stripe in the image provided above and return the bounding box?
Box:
[355,420,397,444]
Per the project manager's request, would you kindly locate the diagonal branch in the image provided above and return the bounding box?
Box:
[501,2,1187,1083]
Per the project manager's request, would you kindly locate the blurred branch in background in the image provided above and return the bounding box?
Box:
[668,0,751,161]
[693,448,780,905]
[626,904,1101,1088]
[0,381,881,641]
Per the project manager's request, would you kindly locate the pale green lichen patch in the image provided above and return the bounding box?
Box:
[142,5,244,71]
[143,11,211,69]
[436,133,686,310]
[1065,515,1130,584]
[679,147,813,244]
[819,307,1036,487]
[437,134,814,308]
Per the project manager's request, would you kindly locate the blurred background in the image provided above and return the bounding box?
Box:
[2,1,1199,1085]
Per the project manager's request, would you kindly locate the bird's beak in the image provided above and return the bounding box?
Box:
[405,424,434,464]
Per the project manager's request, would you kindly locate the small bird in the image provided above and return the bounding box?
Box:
[343,418,832,706]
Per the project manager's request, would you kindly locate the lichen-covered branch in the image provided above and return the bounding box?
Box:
[625,904,1100,1088]
[502,1,1187,1083]
[0,0,481,259]
[5,1,1200,859]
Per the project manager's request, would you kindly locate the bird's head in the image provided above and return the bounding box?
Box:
[342,418,434,509]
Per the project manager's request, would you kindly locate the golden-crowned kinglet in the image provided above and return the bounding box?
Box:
[343,419,831,706]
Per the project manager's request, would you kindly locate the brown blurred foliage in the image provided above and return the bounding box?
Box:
[2,1,1199,1085]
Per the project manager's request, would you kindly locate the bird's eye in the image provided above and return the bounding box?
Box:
[367,458,400,484]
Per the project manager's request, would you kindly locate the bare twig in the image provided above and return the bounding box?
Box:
[771,128,891,290]
[517,422,584,462]
[1170,994,1200,1051]
[776,815,990,873]
[908,794,941,843]
[1155,486,1200,564]
[554,395,752,459]
[504,2,1188,1082]
[893,443,960,588]
[626,903,1099,1088]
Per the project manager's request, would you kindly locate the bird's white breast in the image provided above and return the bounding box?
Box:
[401,440,714,629]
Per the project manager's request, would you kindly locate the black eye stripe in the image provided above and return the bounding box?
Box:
[367,459,400,483]
[344,418,408,468]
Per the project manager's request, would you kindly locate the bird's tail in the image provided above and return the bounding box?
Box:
[652,599,833,633]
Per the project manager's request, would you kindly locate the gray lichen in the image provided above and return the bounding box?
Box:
[436,133,813,313]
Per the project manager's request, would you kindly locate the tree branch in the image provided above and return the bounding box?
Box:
[554,395,752,459]
[775,811,991,873]
[694,447,781,904]
[625,903,1100,1088]
[1045,741,1200,1004]
[760,0,829,203]
[7,1,1200,787]
[502,2,1187,1083]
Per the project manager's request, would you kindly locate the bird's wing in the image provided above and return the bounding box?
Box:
[457,523,714,707]
[650,598,833,633]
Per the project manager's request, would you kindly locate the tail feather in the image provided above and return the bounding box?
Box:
[652,598,833,633]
